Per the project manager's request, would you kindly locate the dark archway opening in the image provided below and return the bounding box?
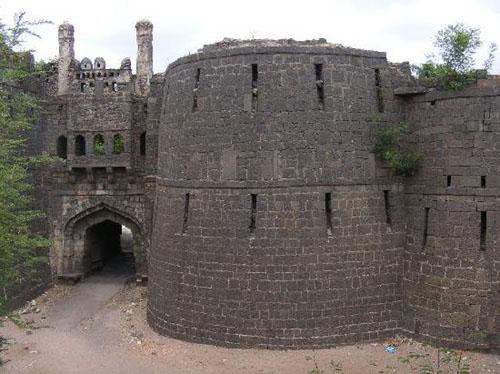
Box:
[140,131,146,156]
[57,135,67,159]
[75,135,86,156]
[84,220,135,276]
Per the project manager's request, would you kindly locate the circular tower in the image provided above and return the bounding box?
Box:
[148,39,406,349]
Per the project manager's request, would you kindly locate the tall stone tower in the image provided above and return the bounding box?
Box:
[135,19,153,96]
[57,22,74,95]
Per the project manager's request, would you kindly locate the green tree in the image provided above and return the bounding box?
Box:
[414,23,497,90]
[0,13,51,314]
[112,134,125,154]
[373,121,422,177]
[94,134,105,155]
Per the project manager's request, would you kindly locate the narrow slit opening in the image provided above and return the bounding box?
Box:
[249,194,257,232]
[193,68,200,112]
[252,64,258,87]
[315,64,323,81]
[315,63,325,110]
[251,64,258,112]
[139,131,146,156]
[375,68,384,113]
[325,192,332,235]
[481,176,486,188]
[194,68,201,88]
[182,193,190,234]
[423,207,430,247]
[447,175,451,187]
[384,190,391,226]
[480,211,487,250]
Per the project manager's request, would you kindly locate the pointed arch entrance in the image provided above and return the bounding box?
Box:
[62,204,146,280]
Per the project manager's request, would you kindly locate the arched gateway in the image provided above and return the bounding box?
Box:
[60,203,146,281]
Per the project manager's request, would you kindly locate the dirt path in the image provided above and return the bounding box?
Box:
[1,262,499,374]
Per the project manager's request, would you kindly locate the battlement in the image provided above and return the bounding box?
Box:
[75,57,131,76]
[200,37,338,50]
[57,21,152,97]
[169,37,387,71]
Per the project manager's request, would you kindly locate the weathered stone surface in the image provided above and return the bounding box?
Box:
[22,21,500,351]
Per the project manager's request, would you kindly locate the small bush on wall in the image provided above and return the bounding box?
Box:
[373,121,422,177]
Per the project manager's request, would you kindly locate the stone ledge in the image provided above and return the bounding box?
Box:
[394,86,428,96]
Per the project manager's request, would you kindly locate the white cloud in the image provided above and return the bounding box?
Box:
[1,0,499,73]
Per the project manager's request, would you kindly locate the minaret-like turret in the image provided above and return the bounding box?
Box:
[57,22,75,95]
[135,19,153,97]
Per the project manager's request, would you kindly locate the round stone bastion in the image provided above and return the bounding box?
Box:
[147,39,406,349]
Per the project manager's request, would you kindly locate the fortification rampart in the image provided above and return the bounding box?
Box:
[22,22,500,351]
[147,42,410,348]
[400,83,500,349]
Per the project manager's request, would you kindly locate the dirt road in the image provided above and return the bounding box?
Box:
[1,260,499,374]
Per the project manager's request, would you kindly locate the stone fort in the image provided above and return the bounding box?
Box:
[29,20,499,350]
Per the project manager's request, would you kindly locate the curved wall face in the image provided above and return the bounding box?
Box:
[403,85,500,349]
[148,43,407,348]
[157,45,400,183]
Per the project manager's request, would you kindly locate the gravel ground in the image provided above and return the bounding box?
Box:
[1,264,499,374]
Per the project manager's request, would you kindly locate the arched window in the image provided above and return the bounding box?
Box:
[140,131,146,156]
[94,134,105,155]
[112,134,125,154]
[57,135,67,159]
[75,135,86,156]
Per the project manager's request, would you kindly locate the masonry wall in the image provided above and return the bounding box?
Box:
[148,42,408,348]
[6,22,153,307]
[402,80,500,350]
[51,70,133,169]
[17,26,500,350]
[35,56,152,280]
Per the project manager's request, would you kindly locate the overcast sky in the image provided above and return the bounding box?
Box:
[1,0,500,73]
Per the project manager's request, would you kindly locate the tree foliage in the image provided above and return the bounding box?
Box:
[94,134,105,155]
[0,13,51,313]
[113,134,125,154]
[373,121,422,177]
[414,23,497,90]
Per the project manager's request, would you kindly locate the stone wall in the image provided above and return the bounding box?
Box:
[35,43,151,281]
[148,41,409,348]
[15,22,500,350]
[401,81,500,350]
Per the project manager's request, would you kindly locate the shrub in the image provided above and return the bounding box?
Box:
[112,134,124,154]
[94,134,105,155]
[373,121,422,177]
[0,12,51,312]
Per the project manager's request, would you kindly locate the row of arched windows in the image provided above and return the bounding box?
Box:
[80,81,118,93]
[56,132,146,159]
